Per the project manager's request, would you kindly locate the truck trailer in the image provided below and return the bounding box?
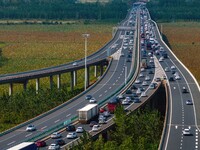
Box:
[7,142,37,150]
[78,104,98,123]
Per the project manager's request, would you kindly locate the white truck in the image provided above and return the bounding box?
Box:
[7,142,37,150]
[77,104,98,123]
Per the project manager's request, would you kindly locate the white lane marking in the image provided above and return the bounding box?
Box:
[7,141,15,145]
[99,94,102,97]
[109,87,112,89]
[104,90,107,93]
[54,119,60,123]
[0,135,16,143]
[66,114,71,117]
[196,139,198,141]
[113,83,116,85]
[118,76,120,79]
[175,125,178,129]
[116,79,118,82]
[174,87,176,89]
[25,133,32,137]
[41,126,47,130]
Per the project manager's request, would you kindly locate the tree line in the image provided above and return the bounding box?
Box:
[0,0,134,21]
[70,106,163,150]
[147,0,200,21]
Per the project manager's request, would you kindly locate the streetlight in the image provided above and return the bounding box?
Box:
[124,66,127,85]
[82,33,90,91]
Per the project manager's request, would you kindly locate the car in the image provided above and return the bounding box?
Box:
[145,76,150,81]
[171,70,176,74]
[141,68,145,72]
[175,75,181,80]
[142,81,148,86]
[182,87,187,93]
[98,114,106,121]
[122,99,130,105]
[139,73,144,77]
[92,125,101,132]
[26,124,36,131]
[55,139,65,146]
[164,67,170,72]
[76,126,84,133]
[99,117,107,124]
[186,100,193,105]
[90,121,98,127]
[89,97,97,103]
[99,107,106,113]
[66,132,77,139]
[103,111,110,117]
[73,62,78,66]
[51,132,61,139]
[169,77,174,81]
[135,79,141,84]
[171,65,176,70]
[154,77,161,82]
[182,128,192,136]
[148,70,154,74]
[118,94,124,99]
[149,83,156,89]
[126,59,131,62]
[35,140,46,147]
[159,57,164,62]
[131,84,137,90]
[136,88,142,95]
[66,124,76,131]
[149,59,154,64]
[121,53,125,57]
[126,89,132,94]
[131,92,138,97]
[85,95,92,100]
[141,92,147,97]
[48,143,60,150]
[133,97,140,103]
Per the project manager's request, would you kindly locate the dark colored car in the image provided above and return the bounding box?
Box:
[35,140,46,147]
[56,139,65,146]
[169,77,174,81]
[131,84,137,90]
[182,87,188,93]
[126,59,131,62]
[89,121,98,127]
[66,124,76,131]
[148,70,154,74]
[85,95,92,100]
[126,89,132,94]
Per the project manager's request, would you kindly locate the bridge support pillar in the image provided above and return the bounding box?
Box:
[100,64,104,76]
[50,75,53,89]
[87,66,90,87]
[94,65,97,77]
[57,74,61,89]
[9,83,13,96]
[70,71,74,91]
[23,80,28,91]
[73,70,77,86]
[36,78,40,94]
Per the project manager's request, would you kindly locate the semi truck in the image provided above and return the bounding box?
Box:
[77,104,98,123]
[7,142,37,150]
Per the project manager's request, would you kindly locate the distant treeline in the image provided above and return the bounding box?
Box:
[147,0,200,22]
[0,0,136,21]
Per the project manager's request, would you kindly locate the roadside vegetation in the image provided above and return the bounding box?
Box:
[70,106,163,150]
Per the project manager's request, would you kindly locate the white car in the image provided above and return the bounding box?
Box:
[164,67,170,72]
[145,76,150,81]
[171,65,176,70]
[92,125,101,132]
[89,97,97,103]
[103,111,110,117]
[51,132,61,139]
[76,127,84,133]
[175,75,181,80]
[149,83,156,89]
[136,88,142,95]
[66,132,77,139]
[48,143,60,150]
[121,53,125,57]
[183,128,191,136]
[26,124,36,131]
[139,73,144,77]
[142,81,148,86]
[159,57,164,62]
[122,99,130,105]
[73,61,78,66]
[141,68,145,72]
[118,94,124,99]
[135,79,141,84]
[141,92,147,97]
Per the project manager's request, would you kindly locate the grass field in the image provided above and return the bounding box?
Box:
[160,22,200,85]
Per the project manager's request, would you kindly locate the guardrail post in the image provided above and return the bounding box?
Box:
[9,83,13,96]
[36,78,40,94]
[73,70,77,86]
[70,71,74,91]
[57,74,61,89]
[50,75,53,90]
[23,80,28,91]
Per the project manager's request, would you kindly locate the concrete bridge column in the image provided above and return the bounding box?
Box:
[70,71,74,91]
[36,78,40,94]
[100,64,104,76]
[9,83,13,96]
[57,74,61,89]
[94,65,97,77]
[73,70,77,86]
[50,75,53,89]
[87,66,90,87]
[23,80,28,91]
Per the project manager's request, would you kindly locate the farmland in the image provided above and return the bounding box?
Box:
[160,22,200,84]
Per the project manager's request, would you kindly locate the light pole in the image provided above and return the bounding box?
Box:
[125,66,127,85]
[82,33,90,91]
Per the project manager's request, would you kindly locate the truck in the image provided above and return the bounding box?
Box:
[78,104,98,123]
[7,142,37,150]
[107,97,121,113]
[141,58,147,68]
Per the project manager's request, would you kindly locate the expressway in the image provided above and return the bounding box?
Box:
[0,5,140,150]
[142,8,200,150]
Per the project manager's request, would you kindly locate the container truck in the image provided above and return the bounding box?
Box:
[107,97,121,113]
[7,142,37,150]
[78,104,98,124]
